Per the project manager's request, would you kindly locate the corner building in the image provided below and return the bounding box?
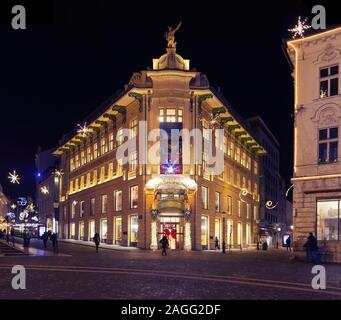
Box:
[54,38,265,250]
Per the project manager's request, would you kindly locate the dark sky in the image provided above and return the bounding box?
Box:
[0,0,337,200]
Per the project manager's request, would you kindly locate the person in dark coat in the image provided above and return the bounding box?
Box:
[214,236,220,250]
[160,236,169,256]
[93,233,100,253]
[286,236,291,252]
[51,233,58,253]
[304,232,319,262]
[42,232,48,248]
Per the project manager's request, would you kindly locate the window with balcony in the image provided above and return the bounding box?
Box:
[318,127,338,163]
[320,65,339,98]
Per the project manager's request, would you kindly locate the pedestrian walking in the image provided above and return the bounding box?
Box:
[214,236,220,250]
[304,232,319,263]
[286,236,292,252]
[42,232,48,248]
[51,233,58,253]
[160,235,169,256]
[93,233,100,253]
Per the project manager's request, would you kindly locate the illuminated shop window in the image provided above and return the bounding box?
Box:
[79,221,84,240]
[201,216,208,247]
[88,220,95,240]
[114,190,122,211]
[101,195,107,213]
[317,200,340,241]
[227,220,233,245]
[130,186,138,209]
[237,222,242,245]
[201,186,208,209]
[246,224,251,245]
[70,223,75,239]
[320,65,338,98]
[318,127,338,163]
[214,218,221,242]
[130,215,139,245]
[114,217,122,243]
[101,219,107,243]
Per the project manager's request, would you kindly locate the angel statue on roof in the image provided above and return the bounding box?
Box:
[165,21,182,48]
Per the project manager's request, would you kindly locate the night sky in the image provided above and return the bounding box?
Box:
[0,0,337,200]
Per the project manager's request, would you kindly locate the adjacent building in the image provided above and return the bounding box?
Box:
[286,26,341,262]
[53,32,266,250]
[35,147,60,234]
[246,116,288,246]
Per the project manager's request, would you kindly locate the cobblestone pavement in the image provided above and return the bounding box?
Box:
[0,238,340,299]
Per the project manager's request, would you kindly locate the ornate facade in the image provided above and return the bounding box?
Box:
[286,27,341,262]
[54,32,265,250]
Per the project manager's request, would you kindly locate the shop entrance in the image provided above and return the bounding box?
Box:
[159,217,183,250]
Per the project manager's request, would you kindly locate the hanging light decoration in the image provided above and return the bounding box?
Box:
[288,16,311,39]
[8,170,20,184]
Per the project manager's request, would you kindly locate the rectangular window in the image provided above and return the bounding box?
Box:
[101,195,107,214]
[238,200,241,217]
[159,108,183,123]
[114,217,122,243]
[130,186,138,209]
[227,196,232,215]
[254,205,258,221]
[201,216,208,247]
[130,119,138,139]
[320,65,339,97]
[88,220,95,241]
[90,198,95,216]
[201,186,208,209]
[80,201,85,217]
[79,222,84,240]
[101,219,107,243]
[114,190,122,211]
[215,192,220,212]
[71,201,76,219]
[227,220,233,246]
[246,203,250,219]
[93,143,98,159]
[237,222,242,245]
[109,133,114,151]
[101,138,107,155]
[130,215,139,246]
[87,147,92,162]
[318,127,338,163]
[117,128,124,146]
[317,200,339,241]
[129,151,138,172]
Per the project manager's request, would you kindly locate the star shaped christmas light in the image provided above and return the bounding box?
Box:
[27,203,36,213]
[288,16,311,39]
[77,122,91,136]
[8,170,20,184]
[53,169,64,177]
[10,204,17,210]
[41,186,49,195]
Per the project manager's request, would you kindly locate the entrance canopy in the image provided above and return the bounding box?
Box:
[145,175,197,194]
